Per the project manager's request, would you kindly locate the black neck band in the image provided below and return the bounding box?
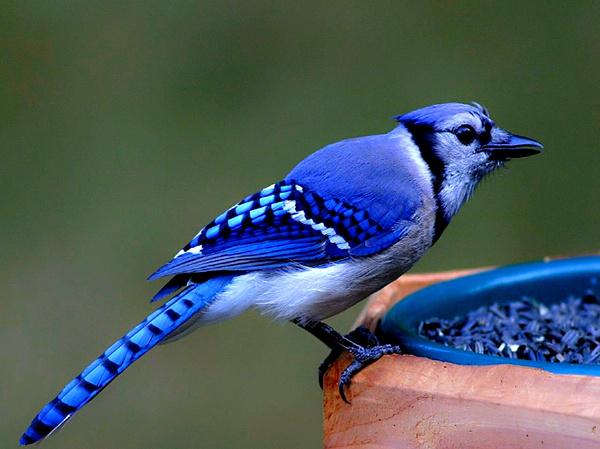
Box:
[404,124,449,242]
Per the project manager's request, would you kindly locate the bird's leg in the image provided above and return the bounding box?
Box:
[291,320,369,386]
[317,326,380,388]
[292,319,402,403]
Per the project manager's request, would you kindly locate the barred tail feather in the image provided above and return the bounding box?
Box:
[20,275,233,446]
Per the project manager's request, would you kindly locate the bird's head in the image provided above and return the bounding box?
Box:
[396,102,542,225]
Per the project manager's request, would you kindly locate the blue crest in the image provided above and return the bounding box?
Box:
[395,102,492,129]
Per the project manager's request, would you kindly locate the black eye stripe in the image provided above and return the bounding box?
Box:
[479,128,492,145]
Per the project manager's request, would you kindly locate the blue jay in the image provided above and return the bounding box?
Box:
[20,102,542,445]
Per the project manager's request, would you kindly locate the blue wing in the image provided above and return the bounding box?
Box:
[149,179,415,282]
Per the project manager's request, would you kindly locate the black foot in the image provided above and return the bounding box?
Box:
[337,342,402,403]
[318,326,380,388]
[291,319,402,404]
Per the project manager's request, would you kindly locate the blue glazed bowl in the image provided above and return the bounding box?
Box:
[380,256,600,376]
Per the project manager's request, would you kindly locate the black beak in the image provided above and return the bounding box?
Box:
[482,133,543,160]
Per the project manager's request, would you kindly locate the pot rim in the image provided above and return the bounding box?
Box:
[380,255,600,376]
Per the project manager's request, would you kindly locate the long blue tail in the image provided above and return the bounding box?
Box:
[20,275,233,446]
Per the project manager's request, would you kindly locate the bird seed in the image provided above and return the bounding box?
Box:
[417,293,600,364]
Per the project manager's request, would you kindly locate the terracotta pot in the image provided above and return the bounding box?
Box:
[323,256,600,449]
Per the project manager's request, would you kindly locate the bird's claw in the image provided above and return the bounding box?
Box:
[318,326,381,388]
[316,326,402,403]
[338,343,403,404]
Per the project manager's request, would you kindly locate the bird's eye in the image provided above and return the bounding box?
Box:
[455,125,477,145]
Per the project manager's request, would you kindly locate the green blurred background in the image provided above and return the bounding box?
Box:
[2,1,598,448]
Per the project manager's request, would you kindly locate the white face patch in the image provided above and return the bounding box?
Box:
[431,118,497,221]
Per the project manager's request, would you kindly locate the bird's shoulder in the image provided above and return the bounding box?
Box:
[286,131,431,228]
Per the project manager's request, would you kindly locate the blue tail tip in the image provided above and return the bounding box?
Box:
[20,417,55,446]
[19,432,36,446]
